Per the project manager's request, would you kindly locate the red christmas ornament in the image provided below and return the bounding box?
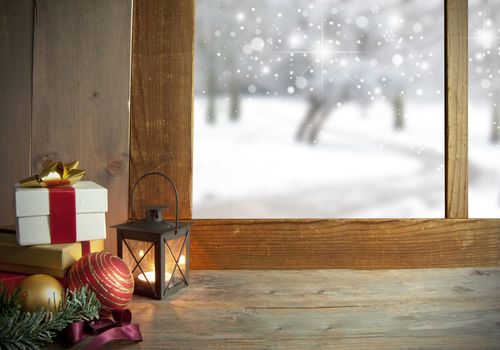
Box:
[68,252,134,314]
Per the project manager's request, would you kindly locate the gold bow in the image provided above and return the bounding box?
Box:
[20,161,86,188]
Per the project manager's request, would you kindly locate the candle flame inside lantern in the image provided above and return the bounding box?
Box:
[179,255,186,266]
[138,250,145,257]
[137,271,171,283]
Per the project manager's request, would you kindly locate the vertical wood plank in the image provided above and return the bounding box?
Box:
[445,0,468,218]
[0,0,33,226]
[31,0,132,254]
[130,0,194,220]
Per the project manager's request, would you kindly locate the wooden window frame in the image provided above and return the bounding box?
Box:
[130,0,500,270]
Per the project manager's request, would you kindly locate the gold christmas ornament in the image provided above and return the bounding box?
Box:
[17,274,64,313]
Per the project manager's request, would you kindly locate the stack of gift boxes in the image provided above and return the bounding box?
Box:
[0,162,107,291]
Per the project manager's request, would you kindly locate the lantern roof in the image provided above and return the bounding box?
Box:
[112,220,191,235]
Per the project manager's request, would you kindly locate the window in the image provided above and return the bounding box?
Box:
[194,0,445,218]
[131,0,497,269]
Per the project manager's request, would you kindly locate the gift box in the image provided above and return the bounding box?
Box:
[15,181,107,246]
[0,230,104,278]
[0,271,26,294]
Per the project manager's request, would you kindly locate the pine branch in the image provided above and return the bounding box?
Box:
[0,283,101,350]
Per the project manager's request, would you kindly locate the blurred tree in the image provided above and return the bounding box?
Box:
[196,0,219,123]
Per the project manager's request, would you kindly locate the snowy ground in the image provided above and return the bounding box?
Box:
[469,104,500,218]
[193,96,500,218]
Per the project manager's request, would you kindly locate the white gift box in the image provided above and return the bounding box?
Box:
[15,181,108,246]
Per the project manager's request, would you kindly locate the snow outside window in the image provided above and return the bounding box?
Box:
[469,0,500,218]
[194,0,445,218]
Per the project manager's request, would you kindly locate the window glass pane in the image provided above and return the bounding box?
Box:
[194,0,444,218]
[469,0,500,218]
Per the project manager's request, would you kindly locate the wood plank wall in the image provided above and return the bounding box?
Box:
[0,0,132,254]
[130,0,194,221]
[0,0,33,227]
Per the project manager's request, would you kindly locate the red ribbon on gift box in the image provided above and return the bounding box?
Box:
[48,187,77,244]
[48,187,92,255]
[81,241,91,256]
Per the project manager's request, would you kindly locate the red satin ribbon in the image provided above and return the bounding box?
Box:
[81,241,91,256]
[48,187,77,243]
[63,309,143,350]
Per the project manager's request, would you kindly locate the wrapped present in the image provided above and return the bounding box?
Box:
[0,271,26,294]
[0,229,104,278]
[15,161,107,246]
[15,161,107,245]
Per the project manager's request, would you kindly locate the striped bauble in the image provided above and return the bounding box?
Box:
[68,252,134,314]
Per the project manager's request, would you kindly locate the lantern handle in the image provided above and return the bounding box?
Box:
[130,172,179,229]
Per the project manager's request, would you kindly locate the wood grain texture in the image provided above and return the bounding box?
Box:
[190,219,500,269]
[49,268,500,349]
[31,0,132,254]
[0,0,33,226]
[445,0,468,218]
[130,0,194,221]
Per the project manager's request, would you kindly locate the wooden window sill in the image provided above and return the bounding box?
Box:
[47,268,500,349]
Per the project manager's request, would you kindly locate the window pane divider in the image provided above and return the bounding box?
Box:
[445,0,468,219]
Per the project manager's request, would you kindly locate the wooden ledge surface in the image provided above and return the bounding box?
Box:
[54,268,500,349]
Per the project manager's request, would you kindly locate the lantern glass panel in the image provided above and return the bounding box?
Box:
[122,238,157,293]
[164,236,187,290]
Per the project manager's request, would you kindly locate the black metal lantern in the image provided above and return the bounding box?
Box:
[113,172,190,299]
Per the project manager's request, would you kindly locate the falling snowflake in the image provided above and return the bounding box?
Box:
[370,4,380,14]
[383,29,396,42]
[392,54,404,66]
